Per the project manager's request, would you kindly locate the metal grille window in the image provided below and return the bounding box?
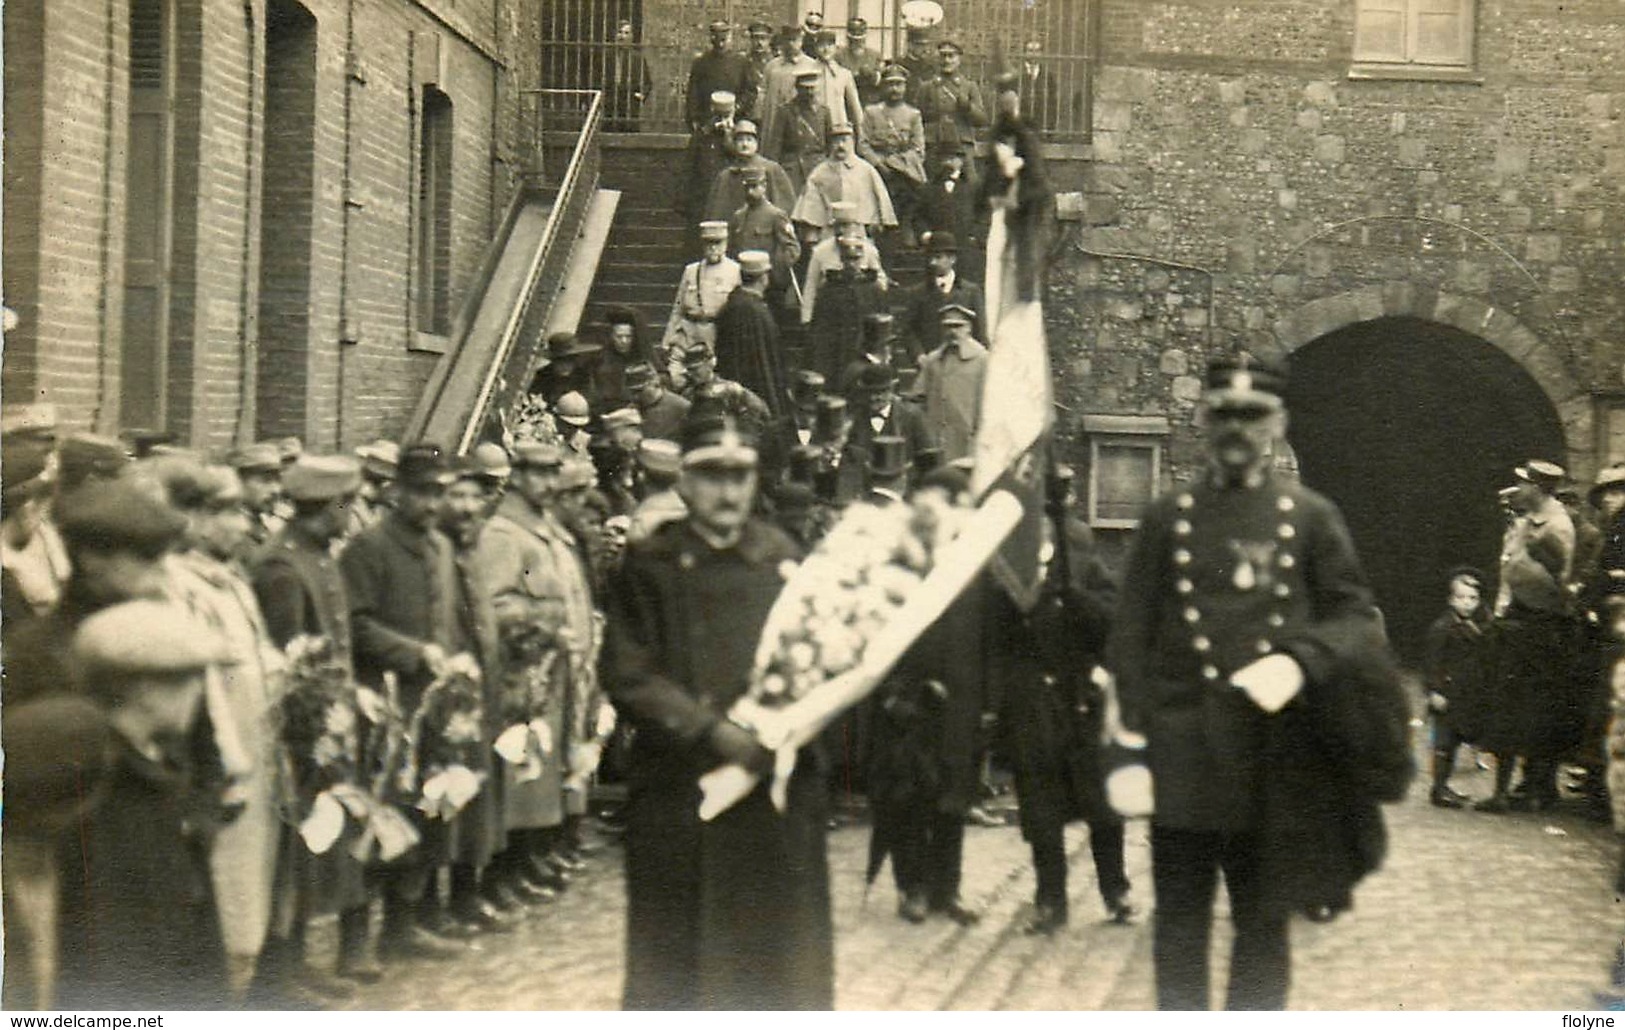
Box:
[539,0,1095,138]
[1082,415,1168,529]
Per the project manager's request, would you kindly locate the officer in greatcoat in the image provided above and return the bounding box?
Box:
[600,413,832,1009]
[1107,355,1408,1010]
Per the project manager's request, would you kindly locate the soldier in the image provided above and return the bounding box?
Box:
[340,444,471,962]
[679,340,772,431]
[807,29,865,140]
[912,303,986,462]
[808,233,890,385]
[230,442,288,553]
[859,65,928,246]
[798,200,889,325]
[251,455,378,995]
[686,91,740,223]
[662,221,741,369]
[743,22,777,121]
[601,412,831,1009]
[757,26,820,147]
[349,440,399,537]
[705,118,797,220]
[625,440,688,545]
[726,166,802,308]
[791,125,897,243]
[627,361,693,444]
[900,230,986,364]
[897,26,940,101]
[767,70,834,195]
[1,403,70,623]
[917,39,989,185]
[1107,356,1406,1010]
[686,21,754,132]
[835,17,884,106]
[714,249,788,418]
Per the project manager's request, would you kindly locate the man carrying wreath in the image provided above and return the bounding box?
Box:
[601,412,832,1010]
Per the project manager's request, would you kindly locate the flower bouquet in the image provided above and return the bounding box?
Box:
[279,635,420,863]
[492,612,562,784]
[697,488,1025,820]
[405,656,488,821]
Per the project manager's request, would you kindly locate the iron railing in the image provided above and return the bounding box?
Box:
[539,0,1096,140]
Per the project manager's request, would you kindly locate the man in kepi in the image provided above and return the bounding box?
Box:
[601,413,831,1009]
[1107,354,1407,1010]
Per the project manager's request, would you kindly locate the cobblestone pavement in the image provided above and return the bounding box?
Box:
[322,743,1623,1011]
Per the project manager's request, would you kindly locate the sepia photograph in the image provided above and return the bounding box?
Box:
[1,0,1622,1014]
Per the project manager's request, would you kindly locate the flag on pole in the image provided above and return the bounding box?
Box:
[971,107,1056,612]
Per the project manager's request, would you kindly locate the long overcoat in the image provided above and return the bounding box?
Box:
[600,517,832,1010]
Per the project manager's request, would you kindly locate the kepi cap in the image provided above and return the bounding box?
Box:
[698,220,730,241]
[355,439,401,480]
[738,250,772,276]
[284,455,363,502]
[1203,354,1287,414]
[396,443,457,488]
[731,119,759,137]
[681,414,758,470]
[637,438,682,476]
[512,440,564,470]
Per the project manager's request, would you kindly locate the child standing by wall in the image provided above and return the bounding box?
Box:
[1424,567,1491,809]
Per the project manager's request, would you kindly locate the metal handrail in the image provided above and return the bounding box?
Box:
[458,89,603,454]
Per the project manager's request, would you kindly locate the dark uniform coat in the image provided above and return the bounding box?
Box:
[1108,473,1411,915]
[447,535,505,870]
[808,267,887,384]
[706,155,798,221]
[601,517,831,1010]
[767,101,833,195]
[252,524,370,918]
[686,50,755,129]
[635,387,693,443]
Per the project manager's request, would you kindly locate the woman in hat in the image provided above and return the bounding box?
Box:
[592,307,658,411]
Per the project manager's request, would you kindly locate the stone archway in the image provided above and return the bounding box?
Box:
[1266,283,1592,479]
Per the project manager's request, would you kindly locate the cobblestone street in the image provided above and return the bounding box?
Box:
[323,741,1624,1011]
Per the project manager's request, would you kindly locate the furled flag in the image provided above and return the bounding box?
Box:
[971,104,1058,612]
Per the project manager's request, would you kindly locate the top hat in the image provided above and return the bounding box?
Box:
[813,395,849,443]
[867,436,909,481]
[787,444,823,485]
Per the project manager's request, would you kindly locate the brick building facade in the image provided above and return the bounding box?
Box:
[2,0,543,453]
[1039,0,1624,650]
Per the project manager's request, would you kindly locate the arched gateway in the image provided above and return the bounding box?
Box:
[1266,288,1587,658]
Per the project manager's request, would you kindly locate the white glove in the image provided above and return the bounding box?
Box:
[1229,653,1305,714]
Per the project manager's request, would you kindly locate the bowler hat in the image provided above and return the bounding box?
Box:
[922,230,958,254]
[284,454,363,502]
[846,17,868,33]
[548,331,601,360]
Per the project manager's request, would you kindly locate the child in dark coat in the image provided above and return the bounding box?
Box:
[1424,567,1490,808]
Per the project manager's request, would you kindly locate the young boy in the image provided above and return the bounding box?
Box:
[1424,567,1490,808]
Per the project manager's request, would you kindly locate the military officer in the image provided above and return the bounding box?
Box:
[230,442,287,553]
[661,221,742,363]
[916,40,988,185]
[835,17,884,106]
[686,21,755,131]
[859,65,928,244]
[601,412,831,1009]
[767,70,834,194]
[1107,355,1406,1010]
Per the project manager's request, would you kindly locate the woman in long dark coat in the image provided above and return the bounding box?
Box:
[989,514,1132,934]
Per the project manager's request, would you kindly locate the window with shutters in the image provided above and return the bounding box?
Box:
[1351,0,1476,80]
[1082,415,1168,529]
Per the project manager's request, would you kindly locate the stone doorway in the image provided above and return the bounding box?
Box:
[1284,315,1567,659]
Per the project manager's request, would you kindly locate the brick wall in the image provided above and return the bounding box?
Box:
[1,0,543,451]
[1052,0,1625,494]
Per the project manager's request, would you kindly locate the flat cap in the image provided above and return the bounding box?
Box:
[55,478,187,554]
[554,391,592,427]
[284,454,363,502]
[512,440,565,469]
[60,433,131,486]
[638,438,682,476]
[738,250,772,276]
[826,123,855,140]
[230,442,284,475]
[602,407,644,431]
[73,599,236,683]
